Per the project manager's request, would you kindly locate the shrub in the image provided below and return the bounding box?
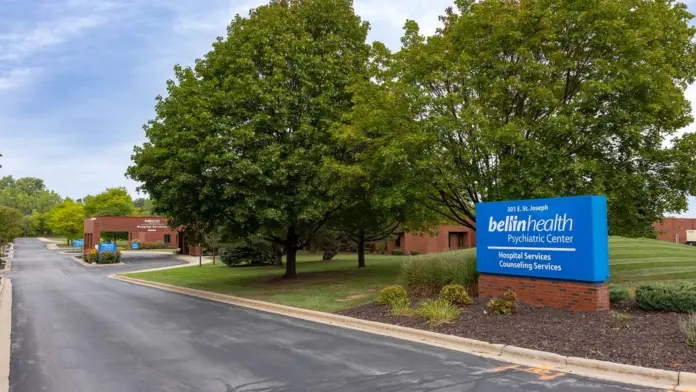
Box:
[391,249,404,256]
[82,249,97,264]
[487,289,518,315]
[99,251,121,264]
[635,282,696,313]
[680,313,696,348]
[416,299,462,325]
[402,250,478,295]
[142,241,167,250]
[220,240,275,267]
[440,284,473,306]
[390,297,412,316]
[377,285,408,306]
[609,312,631,329]
[609,284,631,304]
[409,250,421,256]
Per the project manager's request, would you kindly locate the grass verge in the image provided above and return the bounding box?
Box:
[125,237,696,312]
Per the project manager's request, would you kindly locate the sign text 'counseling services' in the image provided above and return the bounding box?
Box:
[476,196,609,283]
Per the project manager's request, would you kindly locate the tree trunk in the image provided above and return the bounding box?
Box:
[284,246,297,279]
[213,248,216,265]
[199,248,202,267]
[358,233,366,268]
[274,245,284,267]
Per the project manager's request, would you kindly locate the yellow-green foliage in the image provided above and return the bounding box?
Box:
[417,299,462,325]
[378,285,407,306]
[439,284,473,306]
[487,289,518,315]
[390,297,412,316]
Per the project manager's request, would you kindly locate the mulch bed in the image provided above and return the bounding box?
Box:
[337,298,696,372]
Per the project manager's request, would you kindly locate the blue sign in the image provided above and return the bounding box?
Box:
[131,242,141,250]
[72,239,84,248]
[98,243,117,253]
[476,195,609,283]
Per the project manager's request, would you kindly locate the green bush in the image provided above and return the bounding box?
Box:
[609,284,631,304]
[220,240,275,267]
[487,289,518,315]
[390,297,412,316]
[680,313,696,348]
[142,241,167,250]
[99,251,121,264]
[409,250,421,256]
[402,250,478,295]
[82,250,97,264]
[391,249,404,256]
[416,299,462,325]
[635,282,696,313]
[440,284,473,306]
[377,285,407,306]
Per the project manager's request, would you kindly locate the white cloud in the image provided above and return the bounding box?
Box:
[0,68,38,90]
[0,16,107,62]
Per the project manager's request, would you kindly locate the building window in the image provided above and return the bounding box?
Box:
[449,232,466,249]
[395,233,403,248]
[164,234,171,244]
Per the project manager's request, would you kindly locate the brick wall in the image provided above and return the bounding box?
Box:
[479,274,610,312]
[653,217,696,243]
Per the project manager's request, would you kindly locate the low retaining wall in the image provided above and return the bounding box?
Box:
[479,274,610,312]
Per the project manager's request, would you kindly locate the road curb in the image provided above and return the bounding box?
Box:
[500,346,567,369]
[566,356,679,389]
[0,278,12,392]
[677,371,696,392]
[109,274,688,389]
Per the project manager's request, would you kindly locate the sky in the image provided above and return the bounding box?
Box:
[0,0,695,216]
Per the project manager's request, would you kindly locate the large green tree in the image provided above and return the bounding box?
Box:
[83,187,135,217]
[48,199,85,245]
[128,0,371,278]
[0,176,61,215]
[0,206,23,250]
[347,0,696,236]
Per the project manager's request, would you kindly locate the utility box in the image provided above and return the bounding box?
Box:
[687,230,696,246]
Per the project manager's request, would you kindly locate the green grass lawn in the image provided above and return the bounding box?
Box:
[609,236,696,283]
[126,237,696,312]
[127,253,404,312]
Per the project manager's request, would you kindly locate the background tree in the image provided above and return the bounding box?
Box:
[48,199,85,245]
[203,227,223,266]
[128,0,371,278]
[83,187,135,217]
[0,206,23,253]
[132,198,154,216]
[0,176,61,215]
[349,0,696,236]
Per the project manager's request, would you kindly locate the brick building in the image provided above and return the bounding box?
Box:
[83,216,182,251]
[386,224,476,255]
[653,217,696,244]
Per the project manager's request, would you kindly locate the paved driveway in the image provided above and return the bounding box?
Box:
[8,238,651,392]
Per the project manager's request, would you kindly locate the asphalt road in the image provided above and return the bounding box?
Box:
[7,238,653,392]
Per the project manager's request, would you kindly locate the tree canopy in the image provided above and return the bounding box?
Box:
[343,0,696,236]
[83,187,135,217]
[0,206,23,247]
[0,176,61,215]
[128,0,371,278]
[48,199,85,244]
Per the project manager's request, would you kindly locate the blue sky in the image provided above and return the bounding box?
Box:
[0,0,695,217]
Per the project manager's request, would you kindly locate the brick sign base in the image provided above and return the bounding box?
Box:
[479,274,610,312]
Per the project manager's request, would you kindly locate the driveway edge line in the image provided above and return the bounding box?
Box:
[0,278,12,392]
[109,274,685,390]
